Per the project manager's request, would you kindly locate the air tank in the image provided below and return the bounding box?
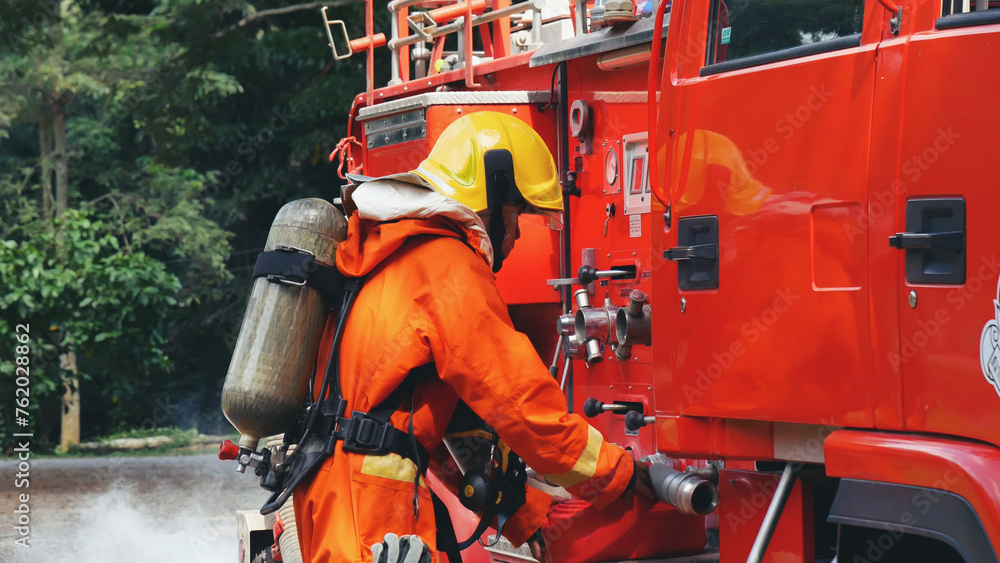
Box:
[222,198,348,450]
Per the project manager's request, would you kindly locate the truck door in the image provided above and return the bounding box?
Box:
[654,0,883,429]
[889,5,1000,447]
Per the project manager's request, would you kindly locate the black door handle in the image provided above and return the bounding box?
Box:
[888,231,963,250]
[664,244,718,261]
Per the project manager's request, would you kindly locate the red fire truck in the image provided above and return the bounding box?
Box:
[235,1,1000,561]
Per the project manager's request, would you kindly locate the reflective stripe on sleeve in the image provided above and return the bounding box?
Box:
[547,424,602,489]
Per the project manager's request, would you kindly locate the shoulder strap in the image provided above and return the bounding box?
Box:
[367,363,437,424]
[432,490,463,563]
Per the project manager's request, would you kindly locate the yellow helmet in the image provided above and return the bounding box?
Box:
[411,112,563,228]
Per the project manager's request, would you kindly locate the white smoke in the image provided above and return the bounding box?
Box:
[4,456,265,563]
[9,487,237,563]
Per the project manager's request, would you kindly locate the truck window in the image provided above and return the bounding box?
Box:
[943,0,1000,16]
[705,0,864,68]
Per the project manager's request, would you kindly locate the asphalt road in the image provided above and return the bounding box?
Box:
[0,454,266,563]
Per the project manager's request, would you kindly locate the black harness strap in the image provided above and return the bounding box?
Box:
[432,491,463,563]
[367,363,437,424]
[259,276,359,515]
[457,511,495,551]
[253,246,345,295]
[331,363,435,475]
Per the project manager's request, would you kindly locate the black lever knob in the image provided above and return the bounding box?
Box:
[583,398,630,418]
[624,410,655,432]
[577,265,631,285]
[583,398,604,418]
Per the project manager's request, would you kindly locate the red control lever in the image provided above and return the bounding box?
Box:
[218,439,240,461]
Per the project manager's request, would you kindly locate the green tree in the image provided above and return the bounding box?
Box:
[0,0,376,451]
[0,0,235,449]
[0,205,182,445]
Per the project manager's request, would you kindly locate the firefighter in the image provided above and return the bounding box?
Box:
[293,111,653,563]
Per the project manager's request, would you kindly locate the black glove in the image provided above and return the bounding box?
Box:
[527,528,546,560]
[626,460,656,500]
[370,533,432,563]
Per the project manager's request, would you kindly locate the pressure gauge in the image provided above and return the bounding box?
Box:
[605,147,618,187]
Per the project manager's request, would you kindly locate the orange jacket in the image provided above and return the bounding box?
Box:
[293,212,635,563]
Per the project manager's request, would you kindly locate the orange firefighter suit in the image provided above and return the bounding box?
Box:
[293,181,635,563]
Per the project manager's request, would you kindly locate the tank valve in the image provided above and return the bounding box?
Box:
[615,290,652,361]
[218,439,240,461]
[219,439,271,474]
[574,290,619,364]
[582,398,630,418]
[624,410,655,432]
[649,462,719,516]
[237,449,270,475]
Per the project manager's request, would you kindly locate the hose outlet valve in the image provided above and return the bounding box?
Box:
[575,295,620,365]
[615,290,651,361]
[649,463,719,516]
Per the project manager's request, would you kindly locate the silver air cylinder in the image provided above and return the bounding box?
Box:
[221,199,347,450]
[649,462,719,516]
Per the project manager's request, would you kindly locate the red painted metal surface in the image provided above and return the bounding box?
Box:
[889,10,1000,449]
[425,0,487,23]
[648,0,1000,453]
[350,33,387,53]
[335,0,1000,558]
[540,496,706,563]
[652,0,882,429]
[825,430,1000,553]
[717,469,811,563]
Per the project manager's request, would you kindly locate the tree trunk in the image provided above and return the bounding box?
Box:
[54,102,68,214]
[50,0,79,453]
[58,351,80,452]
[52,98,78,450]
[39,104,54,220]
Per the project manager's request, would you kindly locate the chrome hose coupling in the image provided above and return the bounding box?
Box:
[648,462,719,516]
[615,290,652,361]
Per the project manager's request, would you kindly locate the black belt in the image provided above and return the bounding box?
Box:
[335,410,429,475]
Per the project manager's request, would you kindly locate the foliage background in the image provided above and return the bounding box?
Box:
[0,0,386,453]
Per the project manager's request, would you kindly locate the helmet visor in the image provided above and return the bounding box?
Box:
[521,205,564,230]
